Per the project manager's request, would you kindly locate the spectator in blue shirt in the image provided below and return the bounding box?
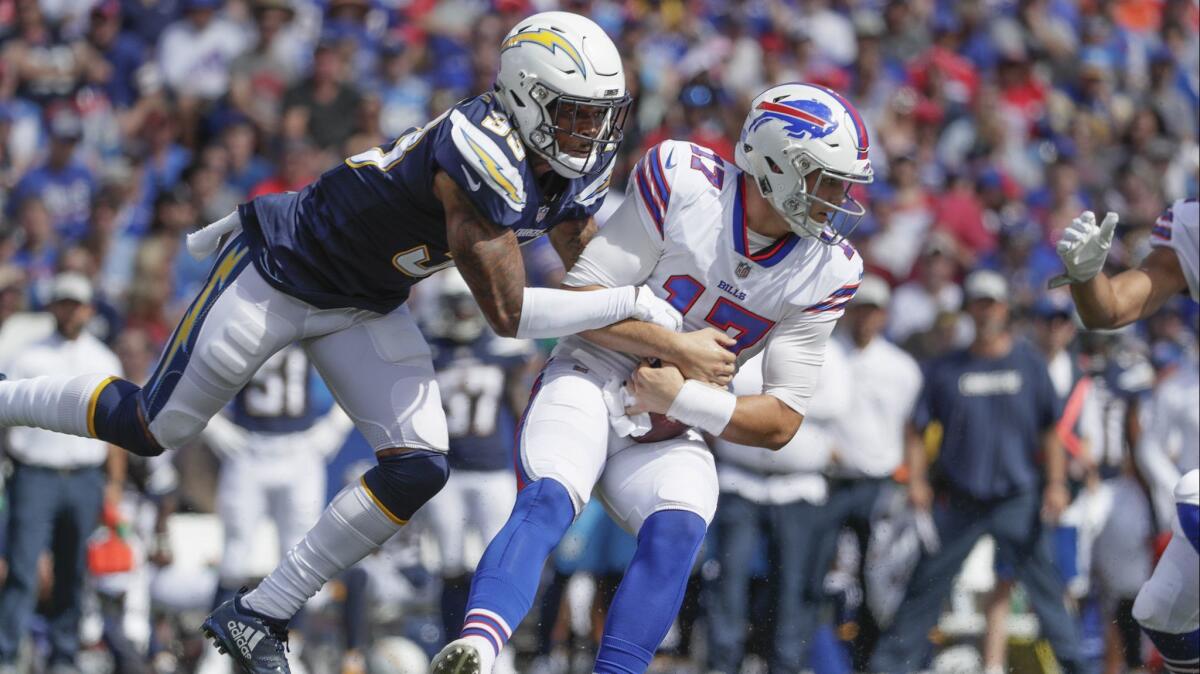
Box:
[8,111,95,242]
[84,0,146,109]
[871,270,1088,674]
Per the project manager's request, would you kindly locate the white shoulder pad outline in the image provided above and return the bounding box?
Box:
[574,160,614,209]
[449,109,527,212]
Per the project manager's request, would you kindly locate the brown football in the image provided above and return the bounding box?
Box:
[632,413,689,443]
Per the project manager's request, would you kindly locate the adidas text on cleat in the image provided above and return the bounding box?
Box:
[200,589,290,674]
[430,643,483,674]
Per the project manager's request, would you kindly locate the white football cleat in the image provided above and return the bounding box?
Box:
[430,637,494,674]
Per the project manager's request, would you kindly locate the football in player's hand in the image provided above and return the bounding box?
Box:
[631,359,689,443]
[633,413,689,444]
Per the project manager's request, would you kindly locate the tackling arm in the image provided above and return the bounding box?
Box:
[436,172,646,339]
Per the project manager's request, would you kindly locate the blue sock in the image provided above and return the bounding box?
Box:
[594,510,706,674]
[1142,626,1199,673]
[461,479,575,655]
[92,379,163,456]
[1177,502,1199,553]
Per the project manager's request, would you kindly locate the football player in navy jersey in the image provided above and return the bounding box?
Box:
[0,12,733,673]
[422,271,535,673]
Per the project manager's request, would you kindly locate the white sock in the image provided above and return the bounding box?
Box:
[241,483,401,620]
[0,374,114,437]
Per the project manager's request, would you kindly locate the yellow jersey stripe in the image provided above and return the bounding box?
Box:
[86,376,119,438]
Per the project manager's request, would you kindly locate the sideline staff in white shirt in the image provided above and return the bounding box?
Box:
[0,272,125,670]
[836,275,924,479]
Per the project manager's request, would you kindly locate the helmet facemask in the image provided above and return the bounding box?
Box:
[515,80,631,178]
[759,151,871,245]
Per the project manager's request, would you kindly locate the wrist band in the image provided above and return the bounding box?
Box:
[666,380,737,436]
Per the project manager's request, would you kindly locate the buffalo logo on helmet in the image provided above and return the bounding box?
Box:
[501,28,587,77]
[749,99,839,141]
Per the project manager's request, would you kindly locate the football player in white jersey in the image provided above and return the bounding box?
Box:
[1054,199,1199,673]
[431,82,872,674]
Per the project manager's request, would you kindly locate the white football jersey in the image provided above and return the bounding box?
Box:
[557,140,863,412]
[1150,198,1199,302]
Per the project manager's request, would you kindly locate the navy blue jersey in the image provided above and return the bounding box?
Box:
[430,334,533,471]
[914,340,1062,500]
[239,92,613,314]
[231,345,334,434]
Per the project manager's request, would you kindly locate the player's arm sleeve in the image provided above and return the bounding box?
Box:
[433,109,529,229]
[759,311,839,416]
[563,194,665,289]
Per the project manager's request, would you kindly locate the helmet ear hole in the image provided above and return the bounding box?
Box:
[757,176,773,194]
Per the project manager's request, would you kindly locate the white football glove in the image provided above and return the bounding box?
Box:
[1052,210,1119,287]
[631,286,683,331]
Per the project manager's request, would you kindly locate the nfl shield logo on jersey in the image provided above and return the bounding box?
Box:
[736,261,751,279]
[536,205,550,223]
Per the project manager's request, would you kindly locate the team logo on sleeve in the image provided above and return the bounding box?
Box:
[750,99,838,141]
[449,110,527,211]
[501,28,587,77]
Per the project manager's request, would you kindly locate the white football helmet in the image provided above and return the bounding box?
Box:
[495,11,630,178]
[735,83,874,243]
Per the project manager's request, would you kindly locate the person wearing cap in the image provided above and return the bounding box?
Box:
[787,274,922,671]
[7,110,95,241]
[0,273,124,673]
[870,269,1088,674]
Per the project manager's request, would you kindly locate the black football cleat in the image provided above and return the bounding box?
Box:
[200,589,290,674]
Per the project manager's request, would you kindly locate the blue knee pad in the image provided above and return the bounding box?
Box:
[361,449,449,523]
[596,509,707,674]
[92,379,164,457]
[1177,502,1199,553]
